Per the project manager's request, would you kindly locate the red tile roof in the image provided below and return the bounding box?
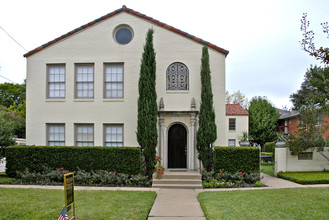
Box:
[23,5,229,58]
[226,104,249,115]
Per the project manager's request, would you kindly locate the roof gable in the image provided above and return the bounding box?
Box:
[23,5,229,58]
[226,104,249,115]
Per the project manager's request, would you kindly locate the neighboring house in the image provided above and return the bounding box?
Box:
[24,6,246,170]
[277,109,329,138]
[277,109,299,136]
[225,104,249,147]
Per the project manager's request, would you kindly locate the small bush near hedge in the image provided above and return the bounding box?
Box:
[6,146,142,177]
[264,142,275,152]
[213,147,260,173]
[15,168,150,187]
[201,170,262,188]
[277,171,329,184]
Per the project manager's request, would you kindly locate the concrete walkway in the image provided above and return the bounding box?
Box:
[148,189,206,220]
[260,173,329,189]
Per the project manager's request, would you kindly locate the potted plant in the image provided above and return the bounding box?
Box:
[239,131,252,146]
[275,132,287,148]
[154,156,165,178]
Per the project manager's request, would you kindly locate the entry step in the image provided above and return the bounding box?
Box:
[152,171,202,189]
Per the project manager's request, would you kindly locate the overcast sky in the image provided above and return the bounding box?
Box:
[1,0,328,109]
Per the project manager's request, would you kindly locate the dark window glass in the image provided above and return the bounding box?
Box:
[229,118,236,130]
[115,27,132,44]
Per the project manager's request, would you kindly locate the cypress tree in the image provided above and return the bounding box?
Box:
[137,28,158,177]
[196,46,217,172]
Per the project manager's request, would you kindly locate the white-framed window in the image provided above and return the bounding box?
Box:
[47,64,65,98]
[228,139,236,147]
[76,64,94,98]
[104,64,123,98]
[229,118,236,130]
[47,124,65,146]
[104,124,123,146]
[75,124,94,146]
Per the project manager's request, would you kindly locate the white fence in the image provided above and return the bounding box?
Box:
[275,147,329,176]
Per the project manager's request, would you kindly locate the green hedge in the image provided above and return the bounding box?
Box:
[264,142,275,152]
[214,147,260,173]
[6,146,142,177]
[277,171,329,184]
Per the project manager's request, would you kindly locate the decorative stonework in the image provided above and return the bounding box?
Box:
[158,98,198,170]
[167,62,189,90]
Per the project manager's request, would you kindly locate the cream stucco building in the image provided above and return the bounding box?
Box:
[24,6,248,170]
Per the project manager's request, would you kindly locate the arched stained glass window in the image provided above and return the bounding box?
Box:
[166,62,189,90]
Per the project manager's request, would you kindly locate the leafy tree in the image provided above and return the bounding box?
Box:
[300,13,329,65]
[290,66,329,109]
[0,105,25,139]
[290,66,321,110]
[197,46,217,172]
[136,29,158,177]
[0,105,25,158]
[248,96,279,148]
[288,104,329,162]
[0,83,26,109]
[225,90,248,109]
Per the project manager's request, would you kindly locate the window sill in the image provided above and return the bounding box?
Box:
[46,99,65,102]
[103,99,124,102]
[166,91,189,94]
[74,99,94,102]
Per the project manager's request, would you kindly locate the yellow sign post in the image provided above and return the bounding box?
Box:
[64,172,75,220]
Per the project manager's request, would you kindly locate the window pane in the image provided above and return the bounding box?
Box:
[76,65,94,98]
[76,125,94,146]
[104,125,123,147]
[48,65,65,98]
[104,64,123,98]
[229,119,236,130]
[48,124,65,146]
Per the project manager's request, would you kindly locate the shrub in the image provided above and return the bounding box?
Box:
[201,169,261,188]
[277,171,329,184]
[214,147,260,173]
[264,142,275,152]
[6,146,142,177]
[15,168,150,187]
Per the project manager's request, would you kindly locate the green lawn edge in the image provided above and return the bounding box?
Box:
[0,188,157,219]
[198,188,329,219]
[277,171,329,184]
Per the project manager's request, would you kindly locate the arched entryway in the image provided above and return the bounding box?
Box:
[168,124,187,168]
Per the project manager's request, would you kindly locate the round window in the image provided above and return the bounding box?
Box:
[114,26,133,45]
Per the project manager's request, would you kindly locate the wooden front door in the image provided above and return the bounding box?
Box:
[168,124,187,168]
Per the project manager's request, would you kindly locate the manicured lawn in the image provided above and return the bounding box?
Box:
[0,172,16,184]
[199,188,329,219]
[261,164,274,176]
[278,171,329,184]
[0,188,156,219]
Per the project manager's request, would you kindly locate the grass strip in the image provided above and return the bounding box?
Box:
[261,164,274,176]
[199,188,329,220]
[277,171,329,184]
[0,188,156,219]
